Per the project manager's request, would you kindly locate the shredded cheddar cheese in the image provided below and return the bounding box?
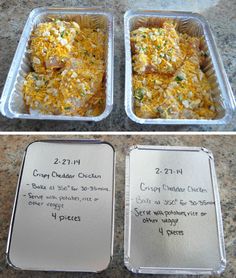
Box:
[131,21,217,119]
[23,19,106,116]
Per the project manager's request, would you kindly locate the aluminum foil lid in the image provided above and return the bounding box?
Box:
[125,145,226,275]
[7,140,115,272]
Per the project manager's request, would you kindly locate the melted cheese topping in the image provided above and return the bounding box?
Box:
[131,21,217,119]
[23,19,106,116]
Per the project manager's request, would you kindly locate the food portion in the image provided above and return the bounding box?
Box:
[23,19,106,116]
[131,21,217,119]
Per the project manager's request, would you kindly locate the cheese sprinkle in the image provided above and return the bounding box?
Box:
[23,19,106,116]
[131,21,217,119]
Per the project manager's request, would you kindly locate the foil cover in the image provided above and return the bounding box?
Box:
[7,140,115,272]
[124,145,226,275]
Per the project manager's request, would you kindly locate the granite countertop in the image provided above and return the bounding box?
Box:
[0,0,235,131]
[0,135,235,277]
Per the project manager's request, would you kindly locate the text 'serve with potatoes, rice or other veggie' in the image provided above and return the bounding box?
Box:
[23,18,106,116]
[131,21,218,120]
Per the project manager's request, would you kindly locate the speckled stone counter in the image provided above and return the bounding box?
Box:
[0,135,235,277]
[0,0,235,131]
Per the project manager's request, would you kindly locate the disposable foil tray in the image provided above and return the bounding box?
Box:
[1,7,114,121]
[124,10,235,125]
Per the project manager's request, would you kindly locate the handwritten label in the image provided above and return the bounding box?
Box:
[23,166,107,220]
[127,147,221,271]
[155,167,183,175]
[23,180,107,216]
[9,142,114,271]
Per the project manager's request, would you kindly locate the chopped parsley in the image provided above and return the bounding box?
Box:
[81,90,86,97]
[134,88,145,101]
[175,75,184,82]
[178,95,183,101]
[33,74,39,80]
[140,47,147,53]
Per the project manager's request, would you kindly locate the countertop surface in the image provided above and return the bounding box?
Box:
[0,0,236,131]
[0,135,235,277]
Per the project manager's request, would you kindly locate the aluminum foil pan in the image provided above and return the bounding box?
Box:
[124,10,235,125]
[0,7,114,121]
